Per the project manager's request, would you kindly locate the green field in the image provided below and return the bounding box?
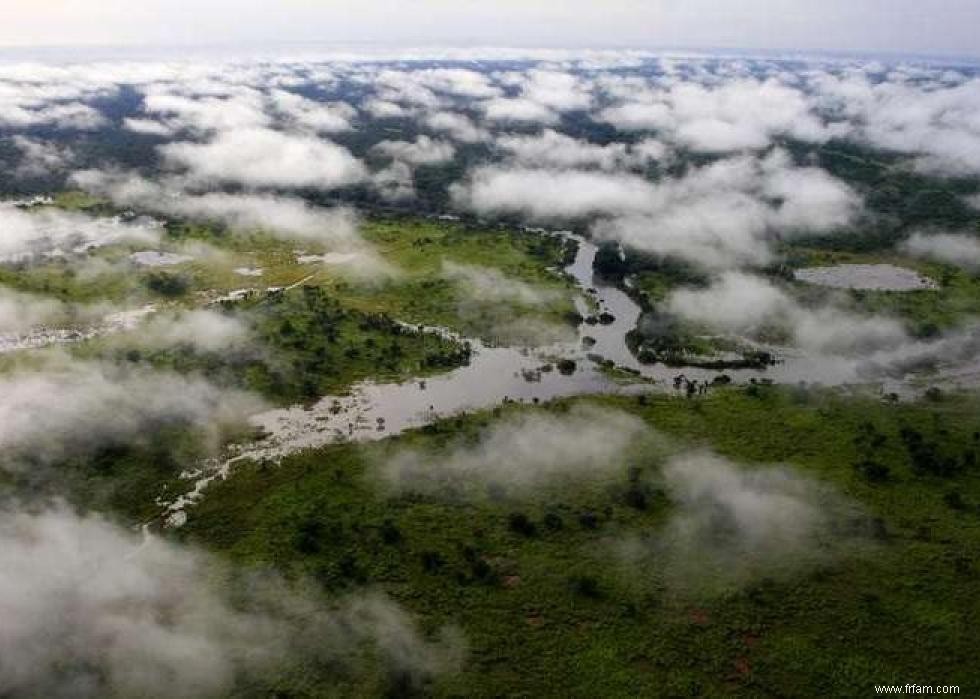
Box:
[780,245,980,337]
[173,386,980,697]
[1,203,579,347]
[4,199,980,696]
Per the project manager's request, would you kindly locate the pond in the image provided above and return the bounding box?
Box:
[160,235,977,526]
[794,264,938,291]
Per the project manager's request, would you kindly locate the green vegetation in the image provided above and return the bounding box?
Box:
[2,189,977,695]
[3,74,980,699]
[780,245,980,337]
[0,419,248,523]
[86,285,472,404]
[594,240,709,308]
[610,238,978,366]
[326,218,578,338]
[172,386,980,697]
[2,203,578,344]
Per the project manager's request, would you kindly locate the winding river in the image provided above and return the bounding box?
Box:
[162,234,980,526]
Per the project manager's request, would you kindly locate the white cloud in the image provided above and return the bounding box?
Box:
[455,150,859,270]
[0,84,108,129]
[160,127,367,189]
[364,98,413,119]
[809,72,980,175]
[372,69,445,108]
[451,166,657,219]
[760,151,861,230]
[442,261,564,306]
[122,117,176,136]
[653,451,865,588]
[511,69,593,111]
[269,89,356,133]
[11,136,74,177]
[372,135,456,165]
[0,505,463,698]
[131,309,250,352]
[378,405,652,496]
[666,272,907,354]
[72,170,366,249]
[481,97,558,125]
[0,359,264,466]
[410,68,501,99]
[631,138,669,162]
[596,102,673,132]
[372,161,416,201]
[598,151,858,269]
[598,78,839,152]
[142,91,270,133]
[0,203,162,263]
[901,232,980,270]
[423,111,490,143]
[0,286,66,334]
[494,129,633,170]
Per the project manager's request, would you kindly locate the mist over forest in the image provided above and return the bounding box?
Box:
[0,33,978,698]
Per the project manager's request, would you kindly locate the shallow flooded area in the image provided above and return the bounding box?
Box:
[161,236,978,525]
[0,305,157,354]
[794,264,938,291]
[130,251,193,267]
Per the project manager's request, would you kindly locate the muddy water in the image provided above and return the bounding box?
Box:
[161,235,974,526]
[0,305,157,354]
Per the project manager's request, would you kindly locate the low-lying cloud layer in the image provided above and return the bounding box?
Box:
[666,271,907,354]
[598,77,842,152]
[3,52,980,181]
[160,127,367,189]
[0,505,463,699]
[72,170,368,251]
[125,309,251,353]
[442,261,564,307]
[378,405,653,496]
[439,261,575,344]
[0,203,162,263]
[0,358,264,467]
[0,286,73,334]
[453,149,861,270]
[649,451,868,589]
[901,232,980,270]
[372,135,455,166]
[494,129,663,171]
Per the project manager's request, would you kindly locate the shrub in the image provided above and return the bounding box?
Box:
[294,518,324,554]
[543,512,564,531]
[380,519,402,545]
[569,575,601,598]
[855,459,891,482]
[144,272,190,298]
[419,550,445,573]
[508,512,537,537]
[556,359,577,375]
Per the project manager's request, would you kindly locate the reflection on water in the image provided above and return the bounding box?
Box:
[162,234,978,526]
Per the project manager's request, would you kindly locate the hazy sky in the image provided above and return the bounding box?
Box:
[0,0,978,58]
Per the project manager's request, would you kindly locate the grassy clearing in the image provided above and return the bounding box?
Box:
[624,242,977,366]
[81,285,472,404]
[323,219,578,338]
[176,386,980,697]
[2,203,579,342]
